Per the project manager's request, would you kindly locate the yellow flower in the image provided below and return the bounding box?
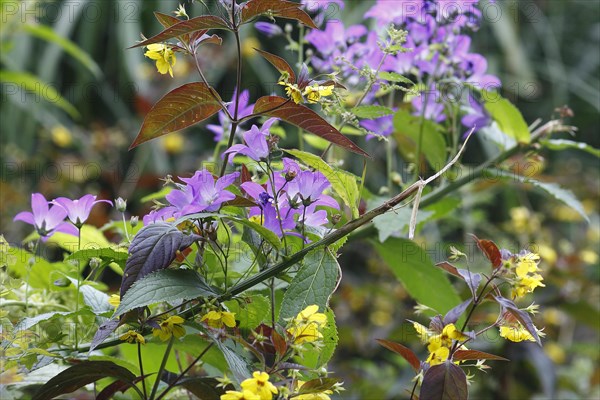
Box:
[302,84,333,104]
[221,390,261,400]
[279,82,303,104]
[152,315,186,341]
[144,43,176,77]
[119,330,145,344]
[50,125,72,147]
[412,321,431,342]
[427,323,468,350]
[511,252,544,298]
[294,380,333,400]
[499,325,536,342]
[512,274,545,298]
[515,252,540,277]
[240,371,278,400]
[287,305,327,344]
[108,294,120,308]
[162,132,185,154]
[201,310,237,329]
[426,345,450,366]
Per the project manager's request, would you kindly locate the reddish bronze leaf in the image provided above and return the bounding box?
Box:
[271,329,288,357]
[471,234,502,268]
[436,261,461,278]
[453,349,509,362]
[241,0,317,28]
[130,15,231,49]
[420,361,468,400]
[130,83,222,149]
[253,96,369,157]
[376,339,421,372]
[154,11,183,28]
[254,48,296,83]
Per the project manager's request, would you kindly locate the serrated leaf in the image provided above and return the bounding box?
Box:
[130,83,223,149]
[541,139,600,157]
[284,149,359,218]
[225,294,270,330]
[254,48,296,83]
[115,269,216,317]
[379,71,414,84]
[278,249,340,323]
[90,319,120,352]
[15,312,71,332]
[374,238,461,315]
[376,339,420,372]
[393,109,446,169]
[494,296,541,346]
[80,284,112,315]
[120,222,201,296]
[212,337,253,384]
[453,349,509,362]
[254,96,369,157]
[66,247,128,264]
[241,0,317,28]
[351,105,394,119]
[420,361,468,400]
[32,361,138,400]
[130,15,231,48]
[484,92,531,144]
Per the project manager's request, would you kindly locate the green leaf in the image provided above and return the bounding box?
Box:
[32,361,139,400]
[284,149,360,218]
[0,70,79,118]
[225,294,270,331]
[393,109,446,169]
[379,71,414,84]
[80,284,112,315]
[373,238,461,315]
[130,83,223,149]
[351,105,394,119]
[22,23,101,78]
[14,311,71,332]
[115,269,216,317]
[483,92,531,144]
[299,308,338,368]
[372,205,433,242]
[278,249,340,323]
[241,0,317,28]
[211,337,253,384]
[420,361,468,400]
[541,139,600,158]
[254,96,369,157]
[66,247,128,265]
[130,15,231,48]
[141,186,173,203]
[46,224,111,252]
[492,169,589,222]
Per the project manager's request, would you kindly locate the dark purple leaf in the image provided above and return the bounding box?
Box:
[130,83,223,149]
[160,371,224,400]
[253,96,369,157]
[420,361,468,400]
[376,339,421,372]
[97,375,150,400]
[456,269,482,298]
[89,318,120,352]
[453,349,509,362]
[241,0,317,28]
[471,234,502,268]
[130,15,231,48]
[443,298,472,326]
[254,48,296,83]
[120,222,201,297]
[494,295,541,346]
[32,361,137,400]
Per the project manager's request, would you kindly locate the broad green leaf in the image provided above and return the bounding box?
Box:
[254,48,296,83]
[420,361,468,400]
[80,284,112,315]
[492,169,589,222]
[373,238,461,314]
[130,15,231,48]
[372,206,433,242]
[254,96,369,157]
[0,70,79,118]
[115,269,216,317]
[225,294,270,331]
[541,139,600,158]
[140,186,173,202]
[22,24,101,78]
[393,109,446,169]
[46,224,112,252]
[32,361,139,400]
[278,249,340,323]
[484,92,531,144]
[66,247,128,265]
[14,311,71,332]
[212,337,253,384]
[284,149,360,218]
[351,105,394,119]
[299,308,338,368]
[241,0,317,28]
[379,71,414,84]
[130,83,223,149]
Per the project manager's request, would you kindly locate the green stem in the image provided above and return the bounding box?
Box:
[74,228,82,349]
[297,24,305,151]
[138,341,148,399]
[149,337,174,400]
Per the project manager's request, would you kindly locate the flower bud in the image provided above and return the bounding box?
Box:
[89,257,101,269]
[331,214,342,225]
[115,197,127,212]
[130,216,139,227]
[285,169,298,182]
[284,23,293,34]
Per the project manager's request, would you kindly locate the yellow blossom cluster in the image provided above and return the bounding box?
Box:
[201,310,237,329]
[221,371,278,400]
[286,305,327,344]
[152,315,186,341]
[294,380,333,400]
[278,82,333,104]
[119,330,145,345]
[511,252,545,298]
[144,43,176,77]
[499,323,536,342]
[413,322,468,366]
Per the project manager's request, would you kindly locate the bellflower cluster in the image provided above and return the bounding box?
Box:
[224,118,278,162]
[207,88,254,142]
[143,169,239,225]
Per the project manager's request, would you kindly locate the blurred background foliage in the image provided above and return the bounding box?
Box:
[0,0,598,398]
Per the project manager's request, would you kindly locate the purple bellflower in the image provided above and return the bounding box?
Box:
[14,193,78,240]
[207,89,254,142]
[255,22,283,37]
[223,118,278,162]
[53,195,113,227]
